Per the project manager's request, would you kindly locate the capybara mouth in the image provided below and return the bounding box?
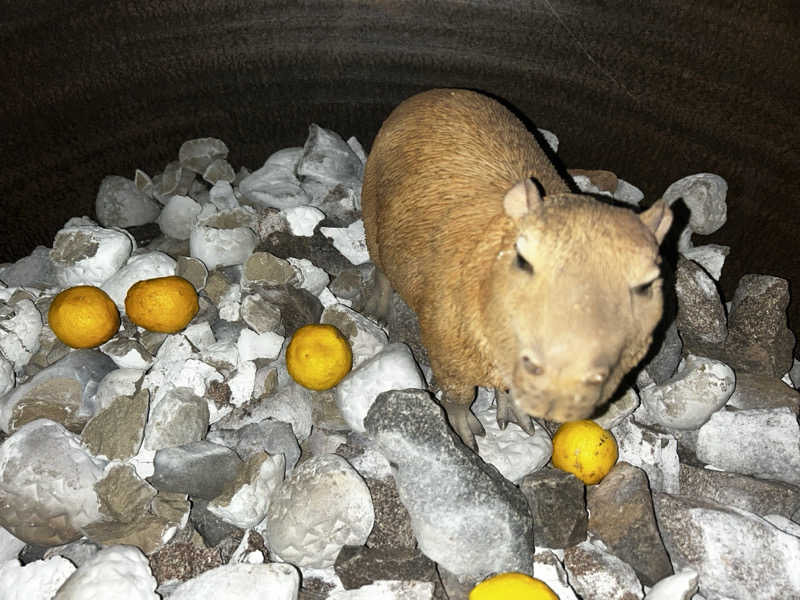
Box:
[512,387,598,423]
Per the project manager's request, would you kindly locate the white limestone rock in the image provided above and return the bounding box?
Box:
[182,321,216,350]
[0,527,25,562]
[94,368,145,412]
[329,580,435,599]
[0,556,76,600]
[0,420,106,546]
[593,388,640,430]
[297,125,363,202]
[50,221,133,287]
[201,339,239,371]
[644,570,699,600]
[473,390,552,484]
[208,452,285,529]
[190,208,259,270]
[693,407,800,486]
[320,220,370,265]
[763,514,800,537]
[239,147,309,210]
[101,251,176,308]
[168,562,299,600]
[95,175,161,229]
[99,337,154,370]
[284,205,325,236]
[637,355,735,431]
[533,550,580,600]
[266,454,374,568]
[654,492,800,600]
[0,298,41,374]
[141,335,222,405]
[156,194,202,240]
[228,360,257,406]
[208,180,239,209]
[288,257,330,296]
[335,343,425,433]
[53,545,158,599]
[178,137,230,175]
[563,540,644,600]
[0,357,13,399]
[237,329,284,362]
[322,303,389,368]
[613,418,680,494]
[680,244,729,281]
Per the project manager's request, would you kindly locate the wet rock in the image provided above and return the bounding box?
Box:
[243,252,299,287]
[679,463,800,521]
[653,492,800,600]
[0,246,58,289]
[474,393,552,484]
[334,545,440,592]
[142,387,209,452]
[82,389,149,460]
[265,454,374,568]
[0,420,106,546]
[50,220,133,288]
[95,175,161,229]
[691,407,800,486]
[365,389,534,582]
[0,555,76,599]
[0,296,41,374]
[644,569,699,600]
[674,258,727,357]
[613,418,680,493]
[0,349,116,434]
[320,220,370,265]
[336,344,424,433]
[724,274,796,378]
[563,540,644,600]
[207,420,300,476]
[587,462,673,586]
[641,321,683,385]
[637,355,735,431]
[149,441,243,500]
[54,545,158,599]
[207,452,285,529]
[239,147,309,210]
[520,466,587,549]
[190,208,258,270]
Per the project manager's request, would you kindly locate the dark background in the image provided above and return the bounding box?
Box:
[1,1,798,347]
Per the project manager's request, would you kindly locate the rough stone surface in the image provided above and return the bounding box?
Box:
[674,258,727,357]
[265,453,374,568]
[593,388,640,430]
[613,418,680,493]
[662,173,728,237]
[241,293,283,335]
[364,389,535,582]
[641,321,683,385]
[334,545,441,593]
[0,419,106,546]
[82,389,149,460]
[142,387,209,451]
[563,540,644,600]
[50,221,133,288]
[94,464,157,524]
[654,492,800,600]
[533,550,580,600]
[725,371,800,412]
[207,420,300,476]
[363,477,417,550]
[149,441,243,500]
[53,545,158,599]
[321,302,389,368]
[679,463,800,521]
[724,274,796,378]
[243,251,299,287]
[643,569,699,600]
[587,462,673,586]
[0,555,76,599]
[520,467,587,549]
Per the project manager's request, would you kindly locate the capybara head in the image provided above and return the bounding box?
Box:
[487,179,673,422]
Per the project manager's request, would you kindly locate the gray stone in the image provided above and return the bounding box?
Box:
[533,550,580,600]
[563,540,644,600]
[94,464,157,523]
[208,420,300,475]
[82,389,149,460]
[203,158,235,184]
[644,569,699,600]
[587,462,673,586]
[663,173,728,237]
[363,476,417,550]
[520,467,587,549]
[143,387,209,451]
[321,302,389,368]
[613,418,680,493]
[238,147,309,210]
[593,388,640,430]
[680,244,729,281]
[693,407,800,486]
[99,336,154,370]
[250,285,323,337]
[726,371,800,412]
[243,252,299,287]
[95,175,161,228]
[50,221,133,288]
[265,454,374,568]
[724,274,796,378]
[674,258,727,357]
[637,355,735,431]
[297,124,363,206]
[149,440,243,500]
[178,137,229,175]
[176,256,208,291]
[241,293,283,335]
[641,320,683,385]
[0,349,117,434]
[189,498,243,547]
[262,229,354,279]
[654,492,800,600]
[679,463,800,521]
[0,419,106,546]
[329,264,381,313]
[334,545,441,593]
[364,389,535,582]
[0,246,58,289]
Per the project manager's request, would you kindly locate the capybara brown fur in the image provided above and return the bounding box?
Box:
[361,88,672,447]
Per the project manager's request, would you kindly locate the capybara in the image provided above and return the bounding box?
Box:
[361,88,672,448]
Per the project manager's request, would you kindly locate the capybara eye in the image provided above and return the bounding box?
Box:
[515,252,534,275]
[632,281,654,298]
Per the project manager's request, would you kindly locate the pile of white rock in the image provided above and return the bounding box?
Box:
[0,123,798,600]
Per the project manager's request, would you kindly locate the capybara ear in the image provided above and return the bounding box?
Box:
[503,178,543,219]
[639,198,673,244]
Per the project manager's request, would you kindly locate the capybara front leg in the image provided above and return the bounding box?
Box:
[440,389,485,451]
[495,388,535,435]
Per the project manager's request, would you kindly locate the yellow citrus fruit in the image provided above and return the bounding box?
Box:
[286,324,352,391]
[470,572,559,600]
[551,419,618,485]
[124,275,199,333]
[48,286,120,348]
